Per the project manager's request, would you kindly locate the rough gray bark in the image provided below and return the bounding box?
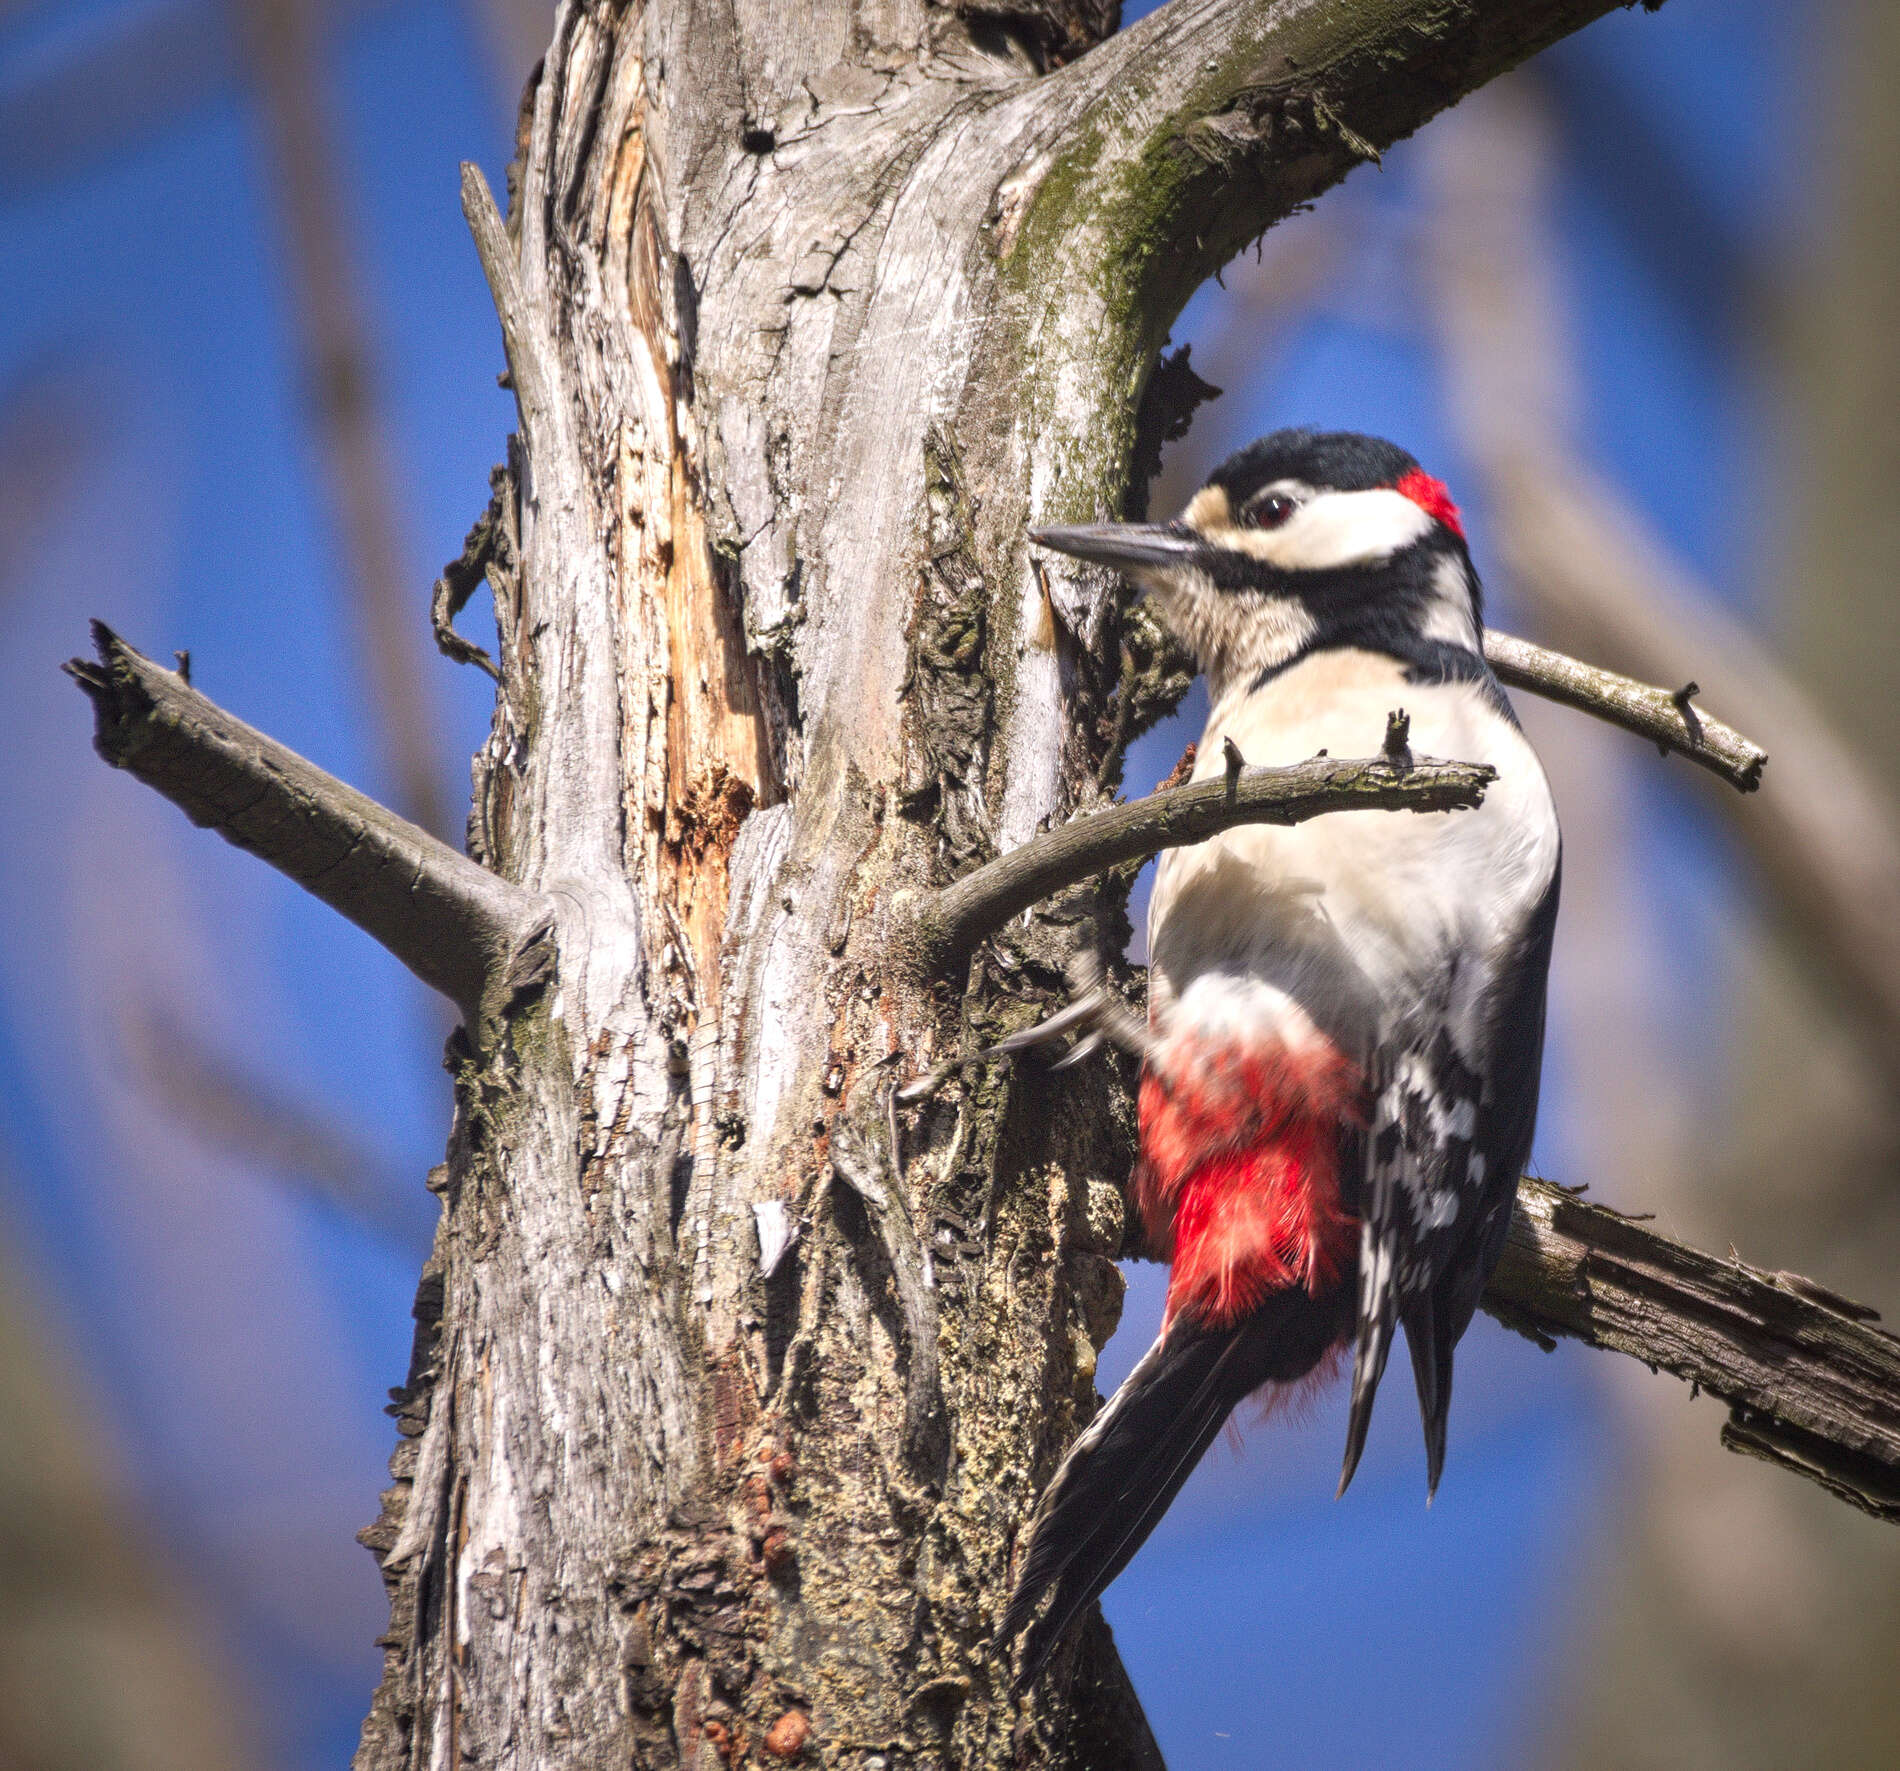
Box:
[70,2,1714,1766]
[359,9,1661,1762]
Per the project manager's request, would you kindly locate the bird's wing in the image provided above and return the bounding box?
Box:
[1405,855,1562,1485]
[1338,856,1561,1497]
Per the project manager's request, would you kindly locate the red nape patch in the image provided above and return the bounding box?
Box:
[1136,1037,1362,1329]
[1395,468,1464,539]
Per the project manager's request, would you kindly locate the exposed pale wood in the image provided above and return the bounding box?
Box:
[64,1,1726,1765]
[366,2,1672,1753]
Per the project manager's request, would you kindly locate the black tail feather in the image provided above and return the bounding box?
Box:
[1006,1351,1236,1691]
[1000,1287,1347,1690]
[1401,1290,1449,1500]
[1338,1241,1397,1499]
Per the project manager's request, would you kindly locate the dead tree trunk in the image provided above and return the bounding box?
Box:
[73,2,1681,1765]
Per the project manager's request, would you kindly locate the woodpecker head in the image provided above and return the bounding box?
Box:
[1033,429,1479,701]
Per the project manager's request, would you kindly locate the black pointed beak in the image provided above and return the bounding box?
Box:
[1028,522,1200,575]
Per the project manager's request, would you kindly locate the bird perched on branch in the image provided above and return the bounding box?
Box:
[997,429,1561,1687]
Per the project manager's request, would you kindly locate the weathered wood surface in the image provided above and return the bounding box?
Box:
[1490,1181,1900,1524]
[78,592,1900,1749]
[344,3,1650,1763]
[64,624,540,1021]
[67,1,1731,1766]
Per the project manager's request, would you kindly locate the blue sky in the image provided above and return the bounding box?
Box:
[0,1,1803,1765]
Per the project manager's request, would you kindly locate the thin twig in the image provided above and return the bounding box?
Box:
[1489,1178,1900,1523]
[64,625,546,1022]
[460,162,558,442]
[1485,630,1766,793]
[1220,735,1244,795]
[432,467,510,680]
[237,0,454,839]
[1424,84,1900,1075]
[899,753,1492,976]
[1381,708,1412,768]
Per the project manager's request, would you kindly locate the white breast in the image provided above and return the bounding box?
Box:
[1147,648,1559,1060]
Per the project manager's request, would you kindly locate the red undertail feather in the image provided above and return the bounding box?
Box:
[1137,1035,1362,1329]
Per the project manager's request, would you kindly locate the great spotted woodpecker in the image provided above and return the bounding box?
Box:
[998,429,1561,1686]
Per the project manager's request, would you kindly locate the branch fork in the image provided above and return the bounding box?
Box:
[69,625,1859,1512]
[65,600,1769,1022]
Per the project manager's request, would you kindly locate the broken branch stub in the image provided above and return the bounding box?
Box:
[1487,1178,1900,1522]
[64,623,545,1022]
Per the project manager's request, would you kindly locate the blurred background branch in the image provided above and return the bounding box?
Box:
[1424,76,1900,1091]
[1421,59,1900,1771]
[122,1002,434,1257]
[0,356,102,591]
[5,1,1900,1767]
[231,0,452,840]
[0,1228,255,1771]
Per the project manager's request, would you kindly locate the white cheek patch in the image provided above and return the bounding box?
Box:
[1417,552,1481,650]
[1218,487,1433,570]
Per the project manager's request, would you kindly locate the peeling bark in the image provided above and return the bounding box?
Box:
[1488,1181,1900,1526]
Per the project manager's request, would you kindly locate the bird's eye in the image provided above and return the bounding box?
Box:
[1245,492,1297,530]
